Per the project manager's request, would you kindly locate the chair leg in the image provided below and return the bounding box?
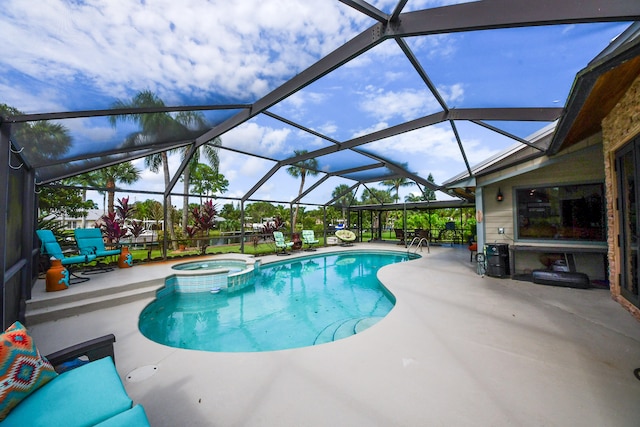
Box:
[68,268,91,284]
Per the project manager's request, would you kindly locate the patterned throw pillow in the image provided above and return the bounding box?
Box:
[0,321,58,421]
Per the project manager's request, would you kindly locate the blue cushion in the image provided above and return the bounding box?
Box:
[95,249,121,257]
[2,357,132,427]
[94,405,150,427]
[75,228,121,257]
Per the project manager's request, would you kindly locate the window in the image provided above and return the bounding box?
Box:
[516,183,605,241]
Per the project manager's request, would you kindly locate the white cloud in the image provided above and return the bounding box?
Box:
[2,0,368,111]
[222,122,290,156]
[356,82,464,123]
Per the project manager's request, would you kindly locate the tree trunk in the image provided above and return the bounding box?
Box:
[292,172,306,230]
[107,179,115,214]
[162,152,178,249]
[182,166,190,233]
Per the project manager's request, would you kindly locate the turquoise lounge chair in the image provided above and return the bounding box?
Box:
[301,230,319,251]
[36,229,96,283]
[273,231,293,255]
[74,228,121,271]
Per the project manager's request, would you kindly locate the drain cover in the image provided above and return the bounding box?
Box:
[126,365,159,383]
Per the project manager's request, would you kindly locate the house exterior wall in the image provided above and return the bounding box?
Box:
[478,138,606,278]
[480,139,604,244]
[602,74,640,321]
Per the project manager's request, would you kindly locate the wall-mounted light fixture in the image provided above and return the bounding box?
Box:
[496,188,504,202]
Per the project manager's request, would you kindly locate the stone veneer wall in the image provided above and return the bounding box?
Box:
[602,73,640,321]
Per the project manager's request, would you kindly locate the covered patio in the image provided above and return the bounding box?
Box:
[25,243,640,426]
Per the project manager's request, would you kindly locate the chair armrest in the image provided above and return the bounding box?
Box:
[78,246,98,255]
[45,334,116,371]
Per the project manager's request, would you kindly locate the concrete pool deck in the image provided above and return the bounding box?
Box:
[26,243,640,426]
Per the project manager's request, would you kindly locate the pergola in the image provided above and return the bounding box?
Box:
[2,1,639,326]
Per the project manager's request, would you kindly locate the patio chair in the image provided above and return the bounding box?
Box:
[394,228,406,245]
[335,229,356,246]
[74,228,121,271]
[273,231,293,255]
[36,229,95,284]
[301,230,319,251]
[468,237,478,262]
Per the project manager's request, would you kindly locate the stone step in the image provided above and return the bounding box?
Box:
[314,316,384,345]
[332,318,360,341]
[27,277,161,311]
[354,316,383,334]
[26,283,161,325]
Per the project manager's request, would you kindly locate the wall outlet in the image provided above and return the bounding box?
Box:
[498,227,505,234]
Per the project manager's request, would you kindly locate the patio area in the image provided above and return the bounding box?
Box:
[26,243,640,426]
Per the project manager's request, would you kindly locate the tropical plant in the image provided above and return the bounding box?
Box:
[286,150,319,230]
[190,200,218,254]
[99,196,137,244]
[332,184,355,222]
[37,179,97,218]
[179,135,222,232]
[361,187,393,205]
[189,163,229,202]
[84,162,141,213]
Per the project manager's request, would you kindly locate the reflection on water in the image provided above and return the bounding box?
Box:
[139,251,415,352]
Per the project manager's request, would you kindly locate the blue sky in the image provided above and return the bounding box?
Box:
[1,0,632,210]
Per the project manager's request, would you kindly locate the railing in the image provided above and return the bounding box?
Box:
[407,236,429,254]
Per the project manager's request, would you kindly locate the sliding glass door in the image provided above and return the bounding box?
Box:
[616,137,640,307]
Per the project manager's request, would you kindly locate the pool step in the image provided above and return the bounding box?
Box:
[314,316,384,345]
[25,280,162,325]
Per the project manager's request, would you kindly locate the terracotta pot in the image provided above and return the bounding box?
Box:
[118,246,133,268]
[291,233,302,250]
[46,258,69,291]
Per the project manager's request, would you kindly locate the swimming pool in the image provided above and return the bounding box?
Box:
[139,250,419,352]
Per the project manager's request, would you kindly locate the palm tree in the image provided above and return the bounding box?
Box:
[381,177,414,203]
[286,150,319,230]
[91,163,141,213]
[179,134,221,232]
[108,90,206,248]
[1,104,72,165]
[332,184,355,223]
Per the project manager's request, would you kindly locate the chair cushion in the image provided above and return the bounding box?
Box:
[0,322,58,421]
[96,248,122,257]
[94,404,150,427]
[43,242,65,260]
[3,357,132,426]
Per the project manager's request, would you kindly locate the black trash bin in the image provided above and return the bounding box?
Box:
[485,243,510,278]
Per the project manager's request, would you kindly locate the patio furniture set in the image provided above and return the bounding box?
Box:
[36,228,130,291]
[273,229,356,255]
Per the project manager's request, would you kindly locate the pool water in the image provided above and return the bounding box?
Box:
[172,259,248,273]
[139,251,418,352]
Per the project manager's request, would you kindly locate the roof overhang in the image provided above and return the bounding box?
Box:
[548,22,640,155]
